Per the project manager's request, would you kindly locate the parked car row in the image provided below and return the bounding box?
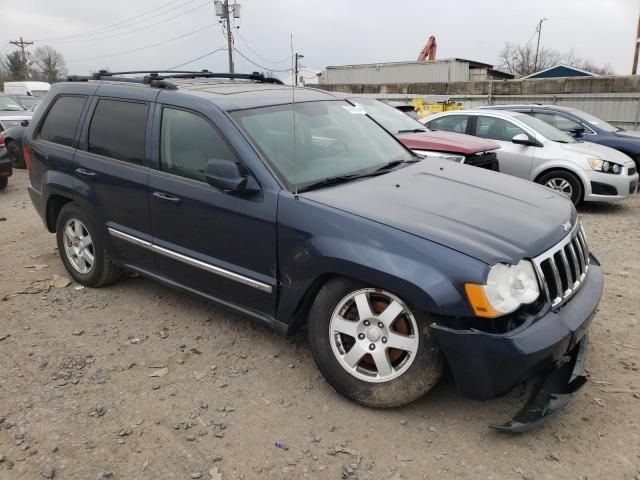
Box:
[420,107,639,205]
[23,71,603,431]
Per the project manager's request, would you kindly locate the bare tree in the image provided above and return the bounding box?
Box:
[32,46,67,83]
[498,43,615,77]
[2,51,26,80]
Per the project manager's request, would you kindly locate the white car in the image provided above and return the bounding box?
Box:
[422,110,638,205]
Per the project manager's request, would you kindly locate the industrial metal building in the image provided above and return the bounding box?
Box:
[319,59,514,85]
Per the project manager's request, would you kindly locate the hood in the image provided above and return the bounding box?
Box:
[396,130,499,155]
[561,141,635,167]
[616,129,640,140]
[303,160,576,265]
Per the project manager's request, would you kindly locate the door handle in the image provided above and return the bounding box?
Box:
[153,191,182,204]
[75,168,96,179]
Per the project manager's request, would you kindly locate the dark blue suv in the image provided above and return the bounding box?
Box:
[482,104,640,172]
[24,71,603,431]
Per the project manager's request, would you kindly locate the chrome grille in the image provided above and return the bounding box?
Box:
[533,223,589,308]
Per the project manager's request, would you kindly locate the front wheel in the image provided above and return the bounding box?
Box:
[537,170,583,205]
[7,142,24,169]
[308,278,443,408]
[0,177,7,190]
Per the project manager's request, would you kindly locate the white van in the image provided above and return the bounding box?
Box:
[3,81,50,97]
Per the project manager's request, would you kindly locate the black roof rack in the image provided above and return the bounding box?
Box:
[66,70,284,90]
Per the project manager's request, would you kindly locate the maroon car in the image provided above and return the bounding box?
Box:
[349,98,500,170]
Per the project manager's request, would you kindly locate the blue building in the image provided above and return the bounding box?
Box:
[523,63,597,79]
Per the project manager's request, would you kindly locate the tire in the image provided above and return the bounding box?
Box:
[0,177,7,190]
[308,278,444,408]
[7,142,25,169]
[55,202,123,287]
[537,170,583,206]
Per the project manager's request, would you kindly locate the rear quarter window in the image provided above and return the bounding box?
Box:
[88,99,148,164]
[37,95,87,147]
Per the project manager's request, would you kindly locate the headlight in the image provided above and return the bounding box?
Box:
[465,260,540,318]
[412,149,466,163]
[588,158,621,174]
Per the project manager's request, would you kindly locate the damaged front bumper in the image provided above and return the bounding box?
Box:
[430,257,603,431]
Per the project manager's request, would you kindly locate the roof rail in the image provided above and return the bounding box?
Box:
[66,70,284,89]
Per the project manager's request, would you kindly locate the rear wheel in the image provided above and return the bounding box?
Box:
[55,203,123,287]
[537,170,583,206]
[0,177,7,190]
[7,142,24,169]
[308,278,443,408]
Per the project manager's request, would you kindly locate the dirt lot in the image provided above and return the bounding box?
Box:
[1,169,639,480]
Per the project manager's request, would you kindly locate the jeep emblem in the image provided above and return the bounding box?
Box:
[562,222,572,232]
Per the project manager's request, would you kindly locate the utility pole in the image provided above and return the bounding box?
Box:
[9,36,33,79]
[533,18,548,73]
[215,1,240,74]
[633,14,640,74]
[294,53,304,86]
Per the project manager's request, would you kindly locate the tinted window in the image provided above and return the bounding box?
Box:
[475,116,525,141]
[427,115,469,134]
[160,108,237,182]
[533,112,582,133]
[37,95,86,147]
[88,99,148,164]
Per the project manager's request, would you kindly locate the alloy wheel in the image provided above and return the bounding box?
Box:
[329,288,419,383]
[544,178,573,198]
[62,218,95,274]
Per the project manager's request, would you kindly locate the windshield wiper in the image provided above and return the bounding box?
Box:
[297,174,367,193]
[397,128,426,134]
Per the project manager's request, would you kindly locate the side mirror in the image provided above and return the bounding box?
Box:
[569,126,585,137]
[205,159,259,195]
[512,133,533,145]
[20,120,29,127]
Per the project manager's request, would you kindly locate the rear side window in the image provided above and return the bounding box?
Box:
[37,95,86,147]
[427,115,469,134]
[160,107,237,182]
[88,99,148,164]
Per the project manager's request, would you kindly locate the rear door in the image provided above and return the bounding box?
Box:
[74,86,157,271]
[147,94,278,316]
[472,115,535,179]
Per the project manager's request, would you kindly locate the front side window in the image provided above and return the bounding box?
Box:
[231,100,412,190]
[37,95,87,147]
[427,115,469,134]
[533,112,583,133]
[475,116,526,142]
[88,99,148,164]
[160,107,237,182]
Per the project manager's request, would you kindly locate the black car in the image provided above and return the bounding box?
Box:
[0,142,10,189]
[481,104,640,171]
[24,71,603,431]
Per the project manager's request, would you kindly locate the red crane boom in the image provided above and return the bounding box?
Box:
[418,36,437,61]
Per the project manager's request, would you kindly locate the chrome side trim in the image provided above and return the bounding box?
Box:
[108,227,272,293]
[108,227,152,249]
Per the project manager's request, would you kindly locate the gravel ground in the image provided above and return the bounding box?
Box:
[1,169,639,480]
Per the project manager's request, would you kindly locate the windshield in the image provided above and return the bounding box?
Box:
[231,100,413,190]
[15,97,40,109]
[349,98,426,134]
[0,95,26,111]
[516,113,576,143]
[569,108,620,133]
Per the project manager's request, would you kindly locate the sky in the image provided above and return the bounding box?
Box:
[1,0,638,78]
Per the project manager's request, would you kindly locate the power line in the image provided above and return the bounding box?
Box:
[233,28,291,65]
[66,24,215,62]
[34,0,187,42]
[233,47,291,72]
[167,47,227,70]
[9,37,33,78]
[45,1,211,44]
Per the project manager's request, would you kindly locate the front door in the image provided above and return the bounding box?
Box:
[473,115,535,179]
[148,102,278,316]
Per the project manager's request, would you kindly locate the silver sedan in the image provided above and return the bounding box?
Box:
[422,109,638,205]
